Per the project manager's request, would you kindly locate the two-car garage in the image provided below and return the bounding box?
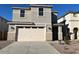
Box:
[17,26,46,41]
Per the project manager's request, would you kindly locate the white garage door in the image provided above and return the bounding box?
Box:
[17,27,46,41]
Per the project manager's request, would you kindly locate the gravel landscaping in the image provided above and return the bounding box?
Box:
[0,41,13,49]
[49,40,79,54]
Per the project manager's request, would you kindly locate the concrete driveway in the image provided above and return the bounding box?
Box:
[0,41,59,54]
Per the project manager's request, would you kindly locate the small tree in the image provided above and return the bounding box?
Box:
[64,34,71,45]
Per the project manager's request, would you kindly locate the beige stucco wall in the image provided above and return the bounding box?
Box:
[7,24,52,41]
[31,7,52,24]
[12,7,52,25]
[12,7,52,33]
[46,32,52,41]
[7,32,16,41]
[7,25,16,41]
[7,6,52,41]
[13,9,32,22]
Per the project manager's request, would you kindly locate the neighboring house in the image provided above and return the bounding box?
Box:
[7,4,57,41]
[0,16,8,40]
[58,11,79,40]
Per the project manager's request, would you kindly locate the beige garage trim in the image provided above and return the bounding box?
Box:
[17,26,46,41]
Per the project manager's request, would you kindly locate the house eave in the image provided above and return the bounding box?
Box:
[12,7,31,10]
[53,23,64,26]
[30,4,52,8]
[7,21,35,25]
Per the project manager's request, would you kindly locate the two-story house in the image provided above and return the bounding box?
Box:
[0,16,8,40]
[58,11,79,40]
[7,4,56,41]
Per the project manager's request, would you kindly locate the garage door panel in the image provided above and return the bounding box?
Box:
[17,27,46,41]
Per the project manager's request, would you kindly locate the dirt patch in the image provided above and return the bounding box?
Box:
[49,40,79,54]
[0,41,13,49]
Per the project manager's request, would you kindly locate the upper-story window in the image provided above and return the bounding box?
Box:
[39,8,43,16]
[20,9,25,17]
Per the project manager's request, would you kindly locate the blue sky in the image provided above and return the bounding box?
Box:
[0,4,79,21]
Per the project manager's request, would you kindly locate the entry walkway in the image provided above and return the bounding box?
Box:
[0,41,59,54]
